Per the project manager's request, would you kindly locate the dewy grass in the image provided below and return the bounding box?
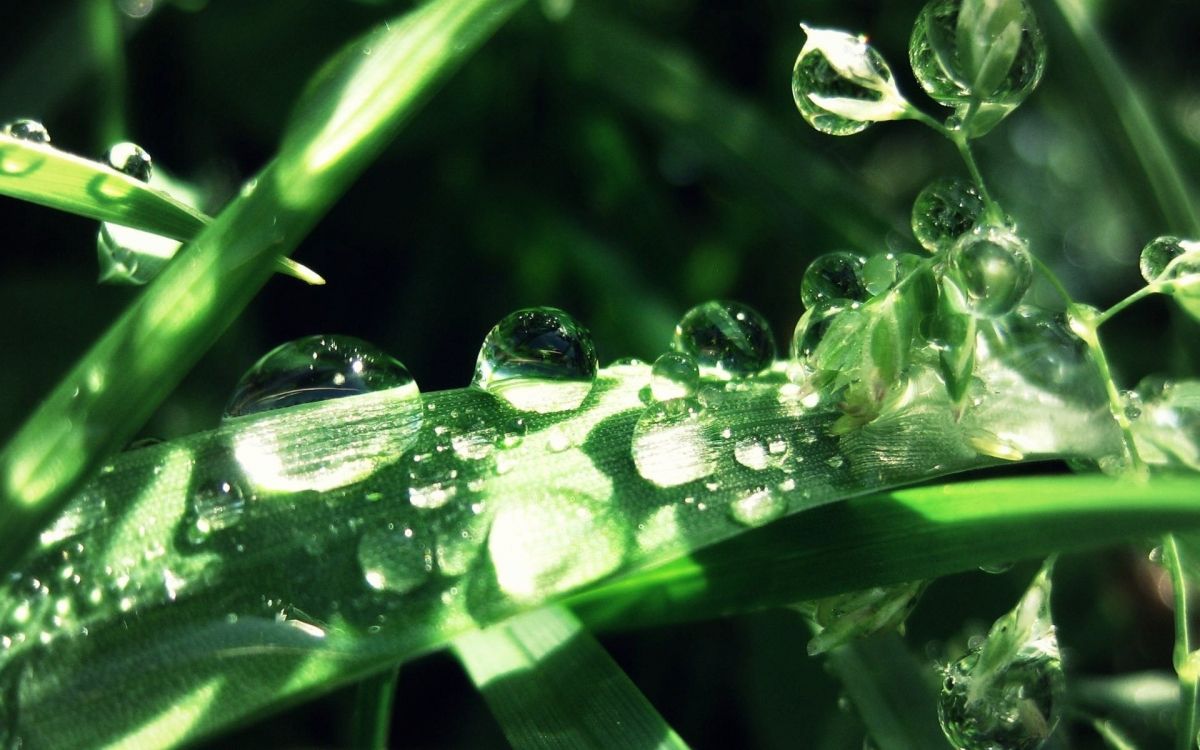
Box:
[0,0,1199,748]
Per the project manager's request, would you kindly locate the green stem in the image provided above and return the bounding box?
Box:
[348,667,399,750]
[1164,536,1199,750]
[84,0,128,148]
[1095,286,1157,328]
[1032,255,1075,306]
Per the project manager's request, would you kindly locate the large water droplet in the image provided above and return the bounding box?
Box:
[909,0,1046,136]
[488,488,627,603]
[728,486,787,527]
[358,526,432,594]
[673,300,776,379]
[3,119,50,144]
[947,226,1032,317]
[801,252,868,308]
[96,222,179,285]
[632,398,717,487]
[186,478,247,545]
[1139,235,1194,283]
[912,177,986,253]
[938,565,1063,750]
[791,26,909,136]
[105,142,153,182]
[225,335,417,418]
[473,307,598,413]
[650,351,699,401]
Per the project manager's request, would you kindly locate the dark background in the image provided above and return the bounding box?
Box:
[1,0,1197,746]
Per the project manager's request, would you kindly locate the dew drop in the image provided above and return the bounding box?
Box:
[791,26,908,136]
[225,335,417,418]
[632,398,717,487]
[1139,235,1194,283]
[3,119,50,144]
[938,565,1062,750]
[473,307,598,413]
[801,252,868,308]
[105,142,152,182]
[734,436,771,471]
[728,486,787,527]
[650,351,700,401]
[912,177,986,253]
[978,561,1014,575]
[404,451,459,510]
[790,299,852,362]
[947,226,1033,318]
[357,526,432,594]
[186,478,247,544]
[673,300,776,379]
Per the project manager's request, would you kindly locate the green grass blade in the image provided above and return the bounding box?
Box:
[348,667,399,750]
[0,0,525,580]
[570,474,1200,628]
[1047,0,1200,235]
[826,634,946,750]
[455,605,690,750]
[0,133,208,240]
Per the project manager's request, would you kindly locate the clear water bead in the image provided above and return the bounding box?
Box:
[105,142,153,182]
[225,335,417,418]
[947,226,1032,317]
[632,398,716,487]
[791,300,851,361]
[912,177,986,253]
[650,351,700,401]
[909,0,1046,136]
[3,119,50,144]
[473,307,598,413]
[728,486,787,527]
[186,478,247,545]
[801,252,868,308]
[358,526,432,594]
[1139,235,1197,283]
[792,26,909,136]
[673,300,776,379]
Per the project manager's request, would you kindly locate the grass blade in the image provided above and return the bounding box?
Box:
[455,605,690,750]
[348,667,399,750]
[0,0,525,579]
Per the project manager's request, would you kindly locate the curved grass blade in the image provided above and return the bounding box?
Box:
[0,0,526,580]
[348,667,399,750]
[455,605,690,750]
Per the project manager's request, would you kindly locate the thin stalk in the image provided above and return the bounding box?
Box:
[1164,536,1199,750]
[84,0,128,148]
[348,667,399,750]
[1096,286,1157,328]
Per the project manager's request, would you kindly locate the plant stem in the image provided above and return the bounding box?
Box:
[1163,536,1199,750]
[84,0,128,148]
[1095,286,1157,328]
[348,667,399,750]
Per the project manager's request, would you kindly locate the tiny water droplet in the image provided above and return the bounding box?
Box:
[104,142,153,182]
[825,455,845,469]
[1148,545,1164,565]
[1121,389,1143,421]
[473,307,598,413]
[1140,235,1192,283]
[3,119,50,144]
[947,226,1033,318]
[650,351,700,401]
[673,300,776,379]
[632,398,716,487]
[404,451,459,510]
[186,478,247,544]
[801,252,868,308]
[358,526,432,594]
[225,335,417,418]
[728,486,787,527]
[912,177,986,253]
[978,561,1014,575]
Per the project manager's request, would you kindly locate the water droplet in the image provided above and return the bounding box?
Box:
[650,351,700,401]
[358,526,432,594]
[225,335,417,418]
[473,307,598,413]
[673,300,776,379]
[979,561,1014,575]
[947,226,1033,317]
[791,299,852,361]
[912,177,986,253]
[910,0,1046,136]
[632,398,717,487]
[728,486,787,527]
[3,119,50,144]
[1139,235,1197,283]
[938,565,1062,750]
[862,253,900,296]
[104,142,152,182]
[186,478,247,544]
[96,222,180,285]
[404,451,459,510]
[801,252,869,309]
[825,455,845,469]
[488,488,627,603]
[792,26,909,136]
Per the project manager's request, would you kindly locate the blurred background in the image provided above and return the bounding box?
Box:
[1,0,1197,746]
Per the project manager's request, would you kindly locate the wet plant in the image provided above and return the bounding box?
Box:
[0,0,1198,748]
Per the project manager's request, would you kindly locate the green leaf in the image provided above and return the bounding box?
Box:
[455,606,690,750]
[957,0,1024,95]
[0,0,525,580]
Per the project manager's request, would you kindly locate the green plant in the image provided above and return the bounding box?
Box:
[0,0,1198,748]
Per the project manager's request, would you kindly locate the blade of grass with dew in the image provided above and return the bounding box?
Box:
[0,134,322,283]
[0,356,1177,747]
[0,0,527,581]
[560,5,903,251]
[455,605,690,750]
[825,634,945,750]
[347,666,399,750]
